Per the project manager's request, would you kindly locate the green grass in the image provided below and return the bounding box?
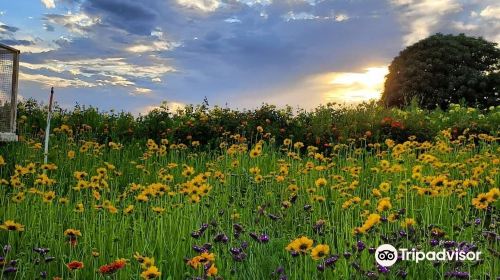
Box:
[0,131,499,279]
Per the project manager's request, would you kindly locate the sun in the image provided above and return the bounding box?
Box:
[325,66,389,103]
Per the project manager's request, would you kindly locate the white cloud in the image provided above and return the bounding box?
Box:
[132,87,153,95]
[283,11,350,22]
[20,72,94,88]
[41,0,55,9]
[20,58,175,89]
[126,41,175,53]
[390,0,462,45]
[126,29,179,53]
[237,0,272,7]
[480,5,500,20]
[451,21,478,31]
[177,0,221,12]
[224,17,242,23]
[44,12,101,35]
[334,13,350,22]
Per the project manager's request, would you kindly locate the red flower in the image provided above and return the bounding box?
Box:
[390,121,404,129]
[381,117,393,124]
[99,259,127,275]
[66,261,84,270]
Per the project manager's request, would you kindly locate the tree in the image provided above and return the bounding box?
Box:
[381,33,500,109]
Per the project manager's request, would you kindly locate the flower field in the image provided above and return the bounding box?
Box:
[1,105,499,279]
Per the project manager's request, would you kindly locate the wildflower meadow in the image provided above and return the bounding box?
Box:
[0,102,499,279]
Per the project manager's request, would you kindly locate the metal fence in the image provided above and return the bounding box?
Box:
[0,43,19,141]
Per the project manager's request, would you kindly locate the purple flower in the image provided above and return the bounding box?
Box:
[291,251,299,257]
[324,255,339,267]
[317,264,325,272]
[191,231,201,239]
[40,271,47,278]
[377,265,389,273]
[444,241,456,248]
[474,218,481,225]
[368,247,376,254]
[430,239,439,247]
[304,204,312,211]
[192,245,206,253]
[231,252,247,262]
[399,230,407,237]
[202,243,212,250]
[275,266,285,274]
[230,247,242,255]
[241,241,249,250]
[214,233,229,243]
[2,266,17,274]
[381,216,388,223]
[343,252,352,259]
[259,234,270,243]
[445,271,470,279]
[33,247,50,255]
[366,271,377,278]
[356,240,366,251]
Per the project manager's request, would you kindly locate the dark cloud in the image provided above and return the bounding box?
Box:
[43,23,55,32]
[0,24,19,33]
[82,0,159,35]
[0,39,34,46]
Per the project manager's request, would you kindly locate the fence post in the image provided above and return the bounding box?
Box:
[43,87,54,165]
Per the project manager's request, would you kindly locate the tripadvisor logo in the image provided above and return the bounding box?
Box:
[375,244,481,267]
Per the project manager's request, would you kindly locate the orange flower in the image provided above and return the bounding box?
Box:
[99,258,127,274]
[66,260,84,270]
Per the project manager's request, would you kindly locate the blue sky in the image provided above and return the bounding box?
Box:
[0,0,499,114]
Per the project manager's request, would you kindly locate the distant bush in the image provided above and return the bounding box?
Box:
[16,99,500,149]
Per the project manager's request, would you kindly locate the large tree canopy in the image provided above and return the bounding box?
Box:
[381,33,500,109]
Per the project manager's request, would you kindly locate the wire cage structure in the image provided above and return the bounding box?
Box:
[0,43,19,142]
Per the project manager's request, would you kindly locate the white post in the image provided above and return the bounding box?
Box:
[43,87,54,165]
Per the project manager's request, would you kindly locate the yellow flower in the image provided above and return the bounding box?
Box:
[124,205,134,214]
[379,182,391,192]
[42,191,56,203]
[315,178,327,188]
[472,193,489,210]
[64,228,82,236]
[0,155,5,166]
[376,198,392,212]
[206,264,218,277]
[151,207,165,214]
[311,244,330,260]
[75,203,85,213]
[67,150,75,159]
[286,236,314,253]
[0,220,25,232]
[140,265,161,279]
[254,175,263,183]
[401,218,416,228]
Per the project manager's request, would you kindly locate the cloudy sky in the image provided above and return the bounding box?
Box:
[0,0,499,114]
